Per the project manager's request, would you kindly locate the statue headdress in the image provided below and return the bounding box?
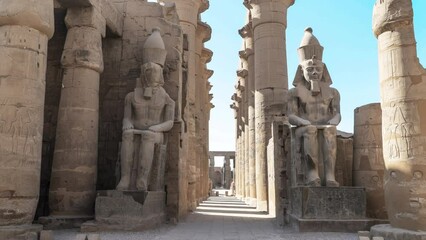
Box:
[143,27,167,67]
[293,27,332,87]
[297,27,323,62]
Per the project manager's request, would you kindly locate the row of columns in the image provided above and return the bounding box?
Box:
[232,0,294,212]
[162,0,213,213]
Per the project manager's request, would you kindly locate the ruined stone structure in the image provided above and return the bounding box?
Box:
[208,151,235,189]
[370,0,426,238]
[0,0,213,238]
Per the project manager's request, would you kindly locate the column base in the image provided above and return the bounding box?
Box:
[38,215,93,230]
[256,200,268,212]
[81,190,166,232]
[370,224,426,240]
[0,224,42,240]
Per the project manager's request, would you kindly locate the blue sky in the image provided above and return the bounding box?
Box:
[204,0,426,151]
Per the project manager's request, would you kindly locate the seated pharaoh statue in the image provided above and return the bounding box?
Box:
[116,28,175,191]
[288,28,341,187]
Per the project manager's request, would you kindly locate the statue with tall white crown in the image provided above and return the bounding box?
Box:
[288,27,341,187]
[116,28,175,191]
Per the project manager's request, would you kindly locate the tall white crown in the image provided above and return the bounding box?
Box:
[143,28,167,67]
[297,27,324,62]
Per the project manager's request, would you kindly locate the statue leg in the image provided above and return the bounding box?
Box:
[300,126,321,186]
[136,131,162,191]
[323,126,339,187]
[117,130,134,190]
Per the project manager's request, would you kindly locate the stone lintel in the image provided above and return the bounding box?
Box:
[57,0,123,37]
[197,21,212,43]
[0,0,54,38]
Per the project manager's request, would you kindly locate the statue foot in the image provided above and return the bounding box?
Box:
[307,178,321,187]
[326,180,339,187]
[116,179,130,190]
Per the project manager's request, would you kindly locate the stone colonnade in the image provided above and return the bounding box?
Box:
[161,0,213,213]
[232,0,294,212]
[0,1,54,239]
[40,0,123,227]
[208,152,235,189]
[0,0,213,234]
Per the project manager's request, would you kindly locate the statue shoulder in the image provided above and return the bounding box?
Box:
[125,92,135,102]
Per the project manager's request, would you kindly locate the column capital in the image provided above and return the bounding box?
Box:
[58,0,123,37]
[244,0,295,8]
[237,69,249,78]
[239,49,253,60]
[65,7,106,36]
[204,69,214,79]
[0,0,54,38]
[239,23,253,38]
[201,48,213,64]
[372,0,413,37]
[197,21,212,43]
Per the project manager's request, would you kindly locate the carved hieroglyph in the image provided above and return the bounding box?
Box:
[0,0,54,228]
[116,28,175,191]
[288,28,341,187]
[373,0,426,231]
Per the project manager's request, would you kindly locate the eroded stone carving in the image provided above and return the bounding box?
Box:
[116,28,175,191]
[288,28,341,187]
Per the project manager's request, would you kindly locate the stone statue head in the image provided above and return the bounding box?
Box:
[293,28,332,88]
[140,62,164,88]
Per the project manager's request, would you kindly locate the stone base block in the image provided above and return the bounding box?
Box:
[81,190,166,232]
[370,224,426,240]
[38,215,93,230]
[0,224,42,240]
[289,215,387,232]
[291,186,367,219]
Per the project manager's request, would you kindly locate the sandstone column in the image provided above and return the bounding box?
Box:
[247,0,294,211]
[353,103,387,219]
[0,1,54,239]
[373,0,426,232]
[162,0,208,211]
[48,7,105,223]
[239,16,256,206]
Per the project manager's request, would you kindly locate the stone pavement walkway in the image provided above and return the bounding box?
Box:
[54,194,358,240]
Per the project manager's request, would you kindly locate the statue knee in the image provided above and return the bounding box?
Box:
[304,125,317,137]
[323,126,337,138]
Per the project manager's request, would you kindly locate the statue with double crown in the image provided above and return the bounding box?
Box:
[116,28,175,191]
[288,28,341,187]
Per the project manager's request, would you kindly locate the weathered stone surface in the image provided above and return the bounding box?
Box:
[0,0,54,38]
[353,103,387,219]
[371,224,426,240]
[0,1,53,236]
[373,0,426,231]
[290,187,366,219]
[40,230,53,240]
[0,224,42,240]
[81,190,166,232]
[335,134,354,187]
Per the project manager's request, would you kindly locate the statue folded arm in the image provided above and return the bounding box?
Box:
[148,94,175,132]
[123,93,134,130]
[327,88,341,125]
[288,89,311,126]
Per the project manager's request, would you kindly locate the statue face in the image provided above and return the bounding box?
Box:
[141,62,164,87]
[301,59,324,82]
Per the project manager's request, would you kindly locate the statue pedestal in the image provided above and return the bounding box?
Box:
[81,190,166,232]
[0,224,42,240]
[289,187,386,232]
[370,224,426,240]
